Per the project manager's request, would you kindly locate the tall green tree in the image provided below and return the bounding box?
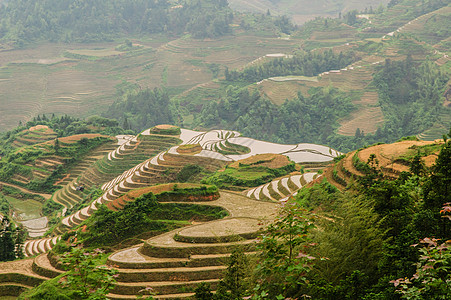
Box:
[421,132,451,238]
[0,216,17,261]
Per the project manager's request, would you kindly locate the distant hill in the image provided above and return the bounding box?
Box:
[228,0,390,23]
[0,0,234,44]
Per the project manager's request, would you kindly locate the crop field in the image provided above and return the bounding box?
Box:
[257,80,308,105]
[6,196,43,220]
[66,48,124,57]
[11,125,57,148]
[309,25,357,42]
[252,54,389,135]
[0,34,301,132]
[337,90,384,135]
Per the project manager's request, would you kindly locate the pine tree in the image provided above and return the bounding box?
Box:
[0,216,16,262]
[54,138,60,153]
[215,248,248,299]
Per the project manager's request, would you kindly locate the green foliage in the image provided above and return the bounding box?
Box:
[391,238,451,300]
[213,248,250,300]
[195,282,214,300]
[226,50,358,82]
[312,196,385,284]
[410,151,426,176]
[0,0,234,45]
[26,114,126,138]
[421,138,451,238]
[19,275,78,300]
[42,199,64,216]
[106,88,177,132]
[203,160,295,189]
[0,216,16,262]
[60,246,117,299]
[374,58,449,137]
[155,185,219,201]
[0,195,11,216]
[196,85,354,148]
[81,194,171,247]
[295,179,339,209]
[81,191,225,246]
[0,216,25,261]
[398,136,420,142]
[21,246,117,300]
[176,164,204,182]
[249,203,316,299]
[203,168,272,188]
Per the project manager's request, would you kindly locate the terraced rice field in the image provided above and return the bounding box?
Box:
[254,52,388,136]
[2,125,338,298]
[358,140,441,173]
[245,172,318,201]
[309,24,357,42]
[5,196,43,220]
[324,139,444,189]
[11,125,57,149]
[338,91,384,135]
[0,33,301,132]
[66,48,124,57]
[258,80,311,105]
[0,191,277,299]
[43,127,338,245]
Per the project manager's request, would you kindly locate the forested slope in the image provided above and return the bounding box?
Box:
[0,0,233,44]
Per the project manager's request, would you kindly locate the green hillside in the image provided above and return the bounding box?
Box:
[0,0,234,44]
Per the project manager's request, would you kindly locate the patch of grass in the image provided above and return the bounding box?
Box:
[204,154,296,189]
[400,143,443,161]
[6,196,43,220]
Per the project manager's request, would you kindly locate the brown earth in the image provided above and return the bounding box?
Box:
[43,134,110,145]
[358,140,442,171]
[154,124,178,130]
[229,154,291,169]
[29,125,53,133]
[325,139,444,188]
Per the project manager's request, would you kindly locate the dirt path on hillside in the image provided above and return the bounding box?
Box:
[0,181,52,200]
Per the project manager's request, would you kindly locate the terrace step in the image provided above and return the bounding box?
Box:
[116,265,226,283]
[109,247,251,269]
[141,236,258,259]
[31,254,64,278]
[31,168,51,178]
[112,279,220,295]
[107,292,195,299]
[23,237,60,257]
[0,283,33,297]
